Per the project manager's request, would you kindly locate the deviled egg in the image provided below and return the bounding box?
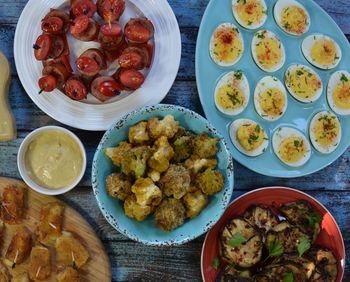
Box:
[209,23,244,67]
[274,0,310,36]
[302,34,342,70]
[272,127,311,167]
[284,64,323,103]
[214,70,250,116]
[254,76,288,121]
[309,111,341,154]
[232,0,268,30]
[327,71,350,116]
[229,119,269,157]
[251,30,286,72]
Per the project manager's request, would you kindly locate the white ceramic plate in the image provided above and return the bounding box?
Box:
[14,0,181,130]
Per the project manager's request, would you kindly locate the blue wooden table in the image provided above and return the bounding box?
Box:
[0,0,349,280]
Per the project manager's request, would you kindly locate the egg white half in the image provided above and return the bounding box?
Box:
[272,127,311,167]
[229,118,269,157]
[273,0,310,36]
[301,34,342,70]
[232,0,268,30]
[309,111,341,154]
[254,76,288,121]
[327,70,350,116]
[251,30,286,73]
[214,70,250,116]
[284,64,323,103]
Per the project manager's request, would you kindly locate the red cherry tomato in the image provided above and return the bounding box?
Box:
[97,80,122,96]
[76,56,99,75]
[70,15,89,35]
[119,69,144,90]
[38,75,57,93]
[100,22,122,36]
[41,17,64,34]
[33,34,53,61]
[65,78,88,100]
[71,0,97,18]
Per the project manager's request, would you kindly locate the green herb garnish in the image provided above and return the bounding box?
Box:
[228,232,247,248]
[297,236,311,257]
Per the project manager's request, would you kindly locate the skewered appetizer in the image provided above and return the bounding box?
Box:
[33,0,154,102]
[104,115,226,232]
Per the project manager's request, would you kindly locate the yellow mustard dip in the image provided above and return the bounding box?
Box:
[25,130,83,189]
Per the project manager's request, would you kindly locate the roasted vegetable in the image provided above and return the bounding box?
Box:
[124,194,152,221]
[104,141,132,166]
[280,200,322,241]
[255,263,307,281]
[147,115,179,139]
[196,168,224,195]
[182,190,208,218]
[172,135,193,163]
[220,218,263,268]
[106,172,132,200]
[308,248,338,282]
[243,205,279,232]
[184,157,217,174]
[276,255,316,280]
[159,164,191,199]
[148,136,174,172]
[29,246,51,281]
[121,146,152,178]
[128,121,150,144]
[131,177,162,207]
[155,198,186,232]
[193,133,219,158]
[216,265,252,282]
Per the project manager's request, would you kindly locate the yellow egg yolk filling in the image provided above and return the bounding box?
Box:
[281,6,308,34]
[259,88,286,117]
[333,79,350,110]
[312,115,340,147]
[279,136,306,163]
[286,68,321,99]
[237,123,265,151]
[237,0,266,26]
[255,37,282,69]
[310,39,338,66]
[216,84,245,110]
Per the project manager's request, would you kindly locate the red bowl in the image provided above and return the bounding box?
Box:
[201,187,345,282]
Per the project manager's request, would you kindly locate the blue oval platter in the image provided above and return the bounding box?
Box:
[195,0,350,177]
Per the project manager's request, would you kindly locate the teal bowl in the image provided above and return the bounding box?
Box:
[92,104,234,245]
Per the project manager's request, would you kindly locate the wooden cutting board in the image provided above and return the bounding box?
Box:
[0,177,112,281]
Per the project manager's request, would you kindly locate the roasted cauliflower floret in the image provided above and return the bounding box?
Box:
[128,121,150,144]
[155,198,186,231]
[184,157,217,174]
[124,194,152,221]
[172,135,193,163]
[182,190,208,218]
[104,141,132,166]
[147,115,179,139]
[148,169,161,182]
[196,168,224,195]
[131,178,162,207]
[106,173,132,201]
[148,136,175,172]
[159,164,191,199]
[121,146,152,178]
[193,133,219,158]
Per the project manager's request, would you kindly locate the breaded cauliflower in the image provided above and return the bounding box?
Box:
[121,146,152,179]
[128,121,150,144]
[159,165,191,199]
[124,194,152,221]
[155,198,186,231]
[184,157,217,174]
[104,141,132,166]
[148,136,175,172]
[182,190,208,218]
[147,115,179,139]
[105,172,132,201]
[131,178,162,207]
[193,134,219,158]
[148,169,161,182]
[196,168,224,195]
[172,135,193,163]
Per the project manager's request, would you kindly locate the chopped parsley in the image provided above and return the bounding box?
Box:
[283,272,294,282]
[228,232,247,248]
[268,240,283,257]
[234,70,243,80]
[308,212,323,227]
[297,236,311,257]
[211,256,220,270]
[340,73,348,82]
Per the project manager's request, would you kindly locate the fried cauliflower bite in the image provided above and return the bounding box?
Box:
[124,194,152,221]
[128,121,150,144]
[57,267,80,282]
[147,115,180,139]
[106,172,132,201]
[172,135,193,163]
[29,246,51,281]
[155,198,186,232]
[196,168,225,195]
[1,185,25,225]
[131,178,162,207]
[193,133,219,158]
[121,146,152,179]
[148,136,175,172]
[104,141,132,166]
[184,157,218,174]
[159,165,191,199]
[183,190,208,218]
[0,262,10,282]
[148,169,161,182]
[12,273,29,282]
